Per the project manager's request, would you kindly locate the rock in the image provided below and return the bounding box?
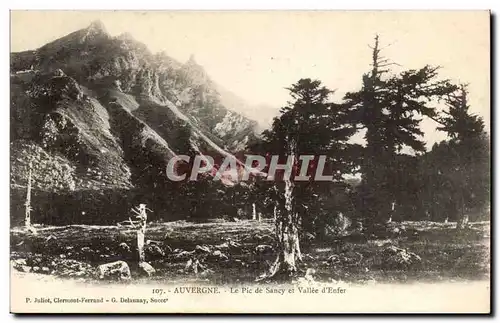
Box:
[12,259,31,273]
[41,267,50,273]
[343,251,364,265]
[19,265,31,273]
[185,258,207,274]
[195,245,211,254]
[173,250,195,260]
[185,259,196,273]
[327,251,363,267]
[53,69,65,77]
[145,244,165,259]
[304,268,316,281]
[199,269,214,278]
[55,259,94,278]
[214,240,241,251]
[390,227,401,235]
[381,245,421,269]
[304,232,316,241]
[163,245,173,254]
[212,250,229,261]
[255,245,274,254]
[97,261,131,280]
[118,242,131,254]
[138,262,156,277]
[296,268,316,285]
[327,254,341,264]
[45,235,56,242]
[12,258,27,266]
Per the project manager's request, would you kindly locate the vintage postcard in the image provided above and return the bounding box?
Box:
[9,10,490,314]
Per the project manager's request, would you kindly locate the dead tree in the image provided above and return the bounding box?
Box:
[456,187,469,230]
[130,204,151,263]
[24,162,33,229]
[387,201,395,224]
[258,140,302,281]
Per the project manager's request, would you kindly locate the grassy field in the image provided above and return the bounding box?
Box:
[10,219,490,285]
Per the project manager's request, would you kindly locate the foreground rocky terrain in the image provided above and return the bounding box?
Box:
[10,220,490,284]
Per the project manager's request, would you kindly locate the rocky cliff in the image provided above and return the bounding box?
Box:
[10,21,262,224]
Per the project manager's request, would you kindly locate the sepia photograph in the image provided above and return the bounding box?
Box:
[9,10,491,314]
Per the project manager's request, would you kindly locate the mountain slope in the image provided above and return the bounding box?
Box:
[10,21,258,150]
[10,21,265,223]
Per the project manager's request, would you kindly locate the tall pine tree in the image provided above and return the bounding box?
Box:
[435,85,490,228]
[344,35,456,224]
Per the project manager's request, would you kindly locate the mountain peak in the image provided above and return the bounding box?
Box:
[187,54,197,65]
[88,20,107,33]
[78,20,109,43]
[117,32,134,40]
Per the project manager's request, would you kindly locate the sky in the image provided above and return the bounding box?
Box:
[10,11,490,148]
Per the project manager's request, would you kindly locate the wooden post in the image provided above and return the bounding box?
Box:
[135,204,148,263]
[387,201,395,224]
[25,162,33,229]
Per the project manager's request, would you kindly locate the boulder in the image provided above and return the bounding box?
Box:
[255,245,274,254]
[327,251,363,267]
[211,250,229,262]
[55,259,93,278]
[214,239,241,251]
[11,259,31,273]
[173,250,195,260]
[118,242,131,254]
[195,245,211,254]
[162,244,173,254]
[97,261,131,280]
[12,258,27,266]
[381,245,421,269]
[184,258,205,274]
[145,244,165,259]
[327,254,341,265]
[138,262,156,277]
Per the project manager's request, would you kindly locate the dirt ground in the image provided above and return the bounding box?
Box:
[10,219,490,285]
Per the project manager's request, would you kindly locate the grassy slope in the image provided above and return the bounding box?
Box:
[10,220,490,285]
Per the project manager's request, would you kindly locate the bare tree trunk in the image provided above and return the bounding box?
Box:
[252,203,257,220]
[136,205,148,262]
[456,192,468,230]
[259,167,301,280]
[137,227,145,262]
[457,208,469,230]
[24,162,33,229]
[457,216,465,229]
[387,201,395,224]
